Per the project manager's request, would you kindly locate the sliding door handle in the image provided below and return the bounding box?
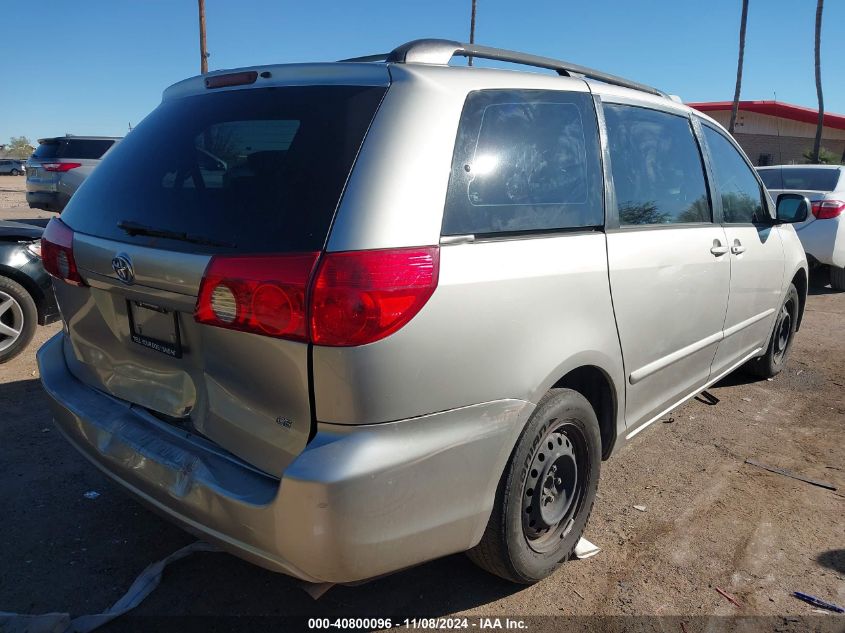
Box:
[710,240,729,256]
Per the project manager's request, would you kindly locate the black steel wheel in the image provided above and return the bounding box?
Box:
[521,421,590,552]
[467,388,601,583]
[746,283,799,379]
[772,301,793,365]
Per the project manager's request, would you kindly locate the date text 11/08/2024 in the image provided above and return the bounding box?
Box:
[307,618,528,630]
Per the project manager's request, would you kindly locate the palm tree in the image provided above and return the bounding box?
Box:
[811,0,824,163]
[729,0,750,134]
[468,0,477,66]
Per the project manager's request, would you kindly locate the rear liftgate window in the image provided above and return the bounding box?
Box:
[61,85,387,254]
[33,139,115,160]
[442,90,603,236]
[758,167,841,192]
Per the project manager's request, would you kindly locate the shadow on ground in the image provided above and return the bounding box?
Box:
[816,549,845,575]
[808,285,841,296]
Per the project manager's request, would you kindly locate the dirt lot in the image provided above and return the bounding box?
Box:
[0,179,843,630]
[0,176,53,222]
[0,176,28,210]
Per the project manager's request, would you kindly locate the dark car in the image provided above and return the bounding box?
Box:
[0,221,59,362]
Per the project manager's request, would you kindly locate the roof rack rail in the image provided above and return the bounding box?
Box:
[340,38,667,98]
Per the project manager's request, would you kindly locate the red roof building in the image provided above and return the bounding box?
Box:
[688,100,845,166]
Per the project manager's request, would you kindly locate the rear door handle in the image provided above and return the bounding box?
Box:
[731,239,746,255]
[710,240,729,256]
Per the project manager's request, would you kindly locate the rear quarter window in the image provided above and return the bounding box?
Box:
[442,89,603,236]
[32,141,60,160]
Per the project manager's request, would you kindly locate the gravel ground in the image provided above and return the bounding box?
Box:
[0,181,842,631]
[0,175,28,210]
[0,176,55,223]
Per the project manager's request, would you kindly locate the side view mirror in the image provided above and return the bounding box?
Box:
[775,193,810,224]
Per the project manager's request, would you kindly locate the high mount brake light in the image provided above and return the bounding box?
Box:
[205,71,258,89]
[41,162,82,172]
[195,247,440,346]
[811,200,845,220]
[41,218,85,286]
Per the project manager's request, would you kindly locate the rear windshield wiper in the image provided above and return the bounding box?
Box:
[117,221,235,248]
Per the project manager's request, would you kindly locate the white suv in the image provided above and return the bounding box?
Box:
[758,165,845,290]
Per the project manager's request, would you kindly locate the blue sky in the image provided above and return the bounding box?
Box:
[2,0,843,145]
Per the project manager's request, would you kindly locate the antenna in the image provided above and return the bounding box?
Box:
[468,0,477,67]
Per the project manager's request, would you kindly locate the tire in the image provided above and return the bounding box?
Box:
[808,266,830,289]
[10,168,20,176]
[0,276,38,364]
[831,266,845,291]
[467,388,601,583]
[746,284,799,379]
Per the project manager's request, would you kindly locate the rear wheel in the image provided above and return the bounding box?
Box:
[831,266,845,291]
[10,168,20,176]
[0,276,37,363]
[467,389,601,583]
[746,284,799,378]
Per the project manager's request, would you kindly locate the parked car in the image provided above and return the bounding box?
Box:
[26,136,121,212]
[37,39,809,585]
[0,159,26,176]
[757,165,845,290]
[0,221,59,362]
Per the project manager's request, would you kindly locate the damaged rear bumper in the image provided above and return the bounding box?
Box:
[37,333,529,583]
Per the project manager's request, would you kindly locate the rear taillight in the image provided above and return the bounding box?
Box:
[40,162,82,172]
[811,199,845,220]
[195,253,320,341]
[194,247,440,346]
[41,218,85,286]
[310,247,440,346]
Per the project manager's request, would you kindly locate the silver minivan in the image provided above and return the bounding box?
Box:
[38,40,809,585]
[26,135,120,211]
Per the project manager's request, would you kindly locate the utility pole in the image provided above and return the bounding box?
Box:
[198,0,209,74]
[729,0,749,134]
[468,0,477,66]
[811,0,824,163]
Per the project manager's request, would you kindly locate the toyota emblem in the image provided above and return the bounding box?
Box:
[112,253,135,285]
